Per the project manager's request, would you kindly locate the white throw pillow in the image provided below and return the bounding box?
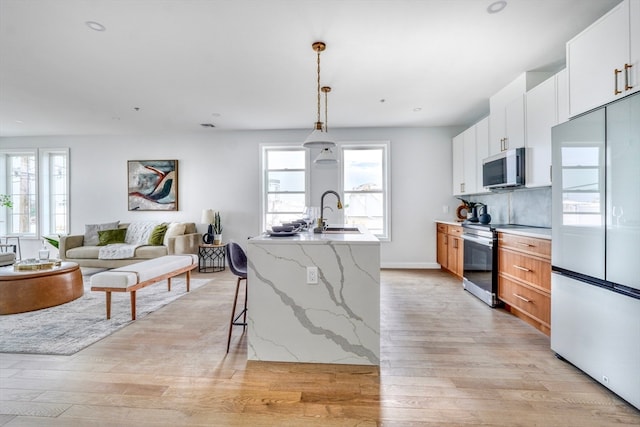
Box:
[84,221,120,246]
[163,222,186,246]
[124,221,161,245]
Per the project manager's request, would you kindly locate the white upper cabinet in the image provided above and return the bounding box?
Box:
[462,126,477,194]
[567,0,639,117]
[452,126,478,196]
[452,132,464,195]
[556,68,570,124]
[504,96,526,150]
[489,72,553,156]
[475,117,489,193]
[526,75,557,188]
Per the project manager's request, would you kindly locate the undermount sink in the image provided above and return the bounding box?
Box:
[323,227,361,234]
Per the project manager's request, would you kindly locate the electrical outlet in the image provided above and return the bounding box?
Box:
[307,266,318,284]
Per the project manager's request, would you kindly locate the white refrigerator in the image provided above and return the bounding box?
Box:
[551,92,640,410]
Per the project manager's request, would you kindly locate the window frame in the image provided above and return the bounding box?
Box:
[340,141,391,241]
[259,144,309,232]
[0,147,69,239]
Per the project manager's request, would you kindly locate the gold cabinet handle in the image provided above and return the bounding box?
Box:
[615,68,623,95]
[513,293,531,303]
[513,264,531,272]
[516,242,535,248]
[625,63,633,91]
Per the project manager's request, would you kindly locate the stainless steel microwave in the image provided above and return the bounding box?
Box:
[482,147,525,189]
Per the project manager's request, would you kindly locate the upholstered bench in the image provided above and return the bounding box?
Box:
[90,254,197,320]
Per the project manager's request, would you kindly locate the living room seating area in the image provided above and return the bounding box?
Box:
[59,221,200,268]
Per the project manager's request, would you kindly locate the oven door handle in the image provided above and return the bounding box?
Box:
[461,233,494,247]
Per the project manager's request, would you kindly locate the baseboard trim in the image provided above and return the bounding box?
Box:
[380,262,441,269]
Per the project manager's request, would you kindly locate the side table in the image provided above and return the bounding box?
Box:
[198,244,226,273]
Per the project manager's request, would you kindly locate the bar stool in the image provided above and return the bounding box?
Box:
[226,241,248,353]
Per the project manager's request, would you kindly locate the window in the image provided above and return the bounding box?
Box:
[0,148,69,238]
[41,149,69,236]
[341,142,390,239]
[260,146,308,231]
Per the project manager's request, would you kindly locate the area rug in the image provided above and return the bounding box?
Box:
[0,277,211,356]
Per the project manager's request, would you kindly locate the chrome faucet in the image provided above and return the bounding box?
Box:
[314,190,343,233]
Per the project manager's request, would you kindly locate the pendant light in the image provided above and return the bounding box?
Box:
[303,42,336,148]
[314,86,338,164]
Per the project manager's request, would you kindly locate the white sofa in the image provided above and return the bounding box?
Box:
[59,222,200,268]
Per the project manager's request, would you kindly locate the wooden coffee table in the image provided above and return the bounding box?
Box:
[0,261,83,315]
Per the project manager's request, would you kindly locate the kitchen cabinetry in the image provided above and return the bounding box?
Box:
[489,72,552,156]
[436,222,463,278]
[490,94,525,154]
[498,232,551,335]
[567,0,639,117]
[524,68,570,188]
[556,68,569,124]
[452,127,477,195]
[475,117,489,191]
[525,75,557,188]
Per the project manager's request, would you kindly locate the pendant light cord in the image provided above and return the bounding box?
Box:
[316,48,322,126]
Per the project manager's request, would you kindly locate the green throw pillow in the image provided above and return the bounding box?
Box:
[97,228,127,246]
[148,223,168,246]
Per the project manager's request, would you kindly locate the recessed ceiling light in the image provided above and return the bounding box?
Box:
[413,107,422,112]
[487,1,507,14]
[85,21,106,31]
[15,120,24,124]
[211,113,221,118]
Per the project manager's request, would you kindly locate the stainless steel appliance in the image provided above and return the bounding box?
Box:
[461,223,498,307]
[551,92,640,409]
[482,147,526,190]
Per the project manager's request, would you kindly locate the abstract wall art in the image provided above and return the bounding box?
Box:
[127,160,178,211]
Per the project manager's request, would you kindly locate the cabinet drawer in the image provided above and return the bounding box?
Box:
[499,233,551,259]
[447,225,462,236]
[499,248,551,291]
[437,223,448,233]
[498,276,550,327]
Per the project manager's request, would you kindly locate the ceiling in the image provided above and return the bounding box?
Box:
[0,0,621,137]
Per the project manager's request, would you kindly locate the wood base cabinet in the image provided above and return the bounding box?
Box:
[498,232,551,335]
[436,222,463,278]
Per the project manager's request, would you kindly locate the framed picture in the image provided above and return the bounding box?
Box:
[127,160,178,211]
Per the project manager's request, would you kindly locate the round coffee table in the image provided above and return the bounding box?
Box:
[0,261,83,315]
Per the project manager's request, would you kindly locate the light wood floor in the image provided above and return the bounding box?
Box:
[1,268,638,426]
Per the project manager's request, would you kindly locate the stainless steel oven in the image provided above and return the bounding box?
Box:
[461,223,499,307]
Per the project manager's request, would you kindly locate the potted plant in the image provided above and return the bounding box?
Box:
[213,211,223,245]
[0,194,12,209]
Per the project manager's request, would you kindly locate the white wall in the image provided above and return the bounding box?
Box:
[1,125,461,266]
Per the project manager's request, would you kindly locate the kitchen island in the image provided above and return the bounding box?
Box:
[246,226,380,366]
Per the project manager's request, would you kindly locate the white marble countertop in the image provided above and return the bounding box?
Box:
[496,227,552,240]
[434,219,464,226]
[249,225,379,244]
[434,219,551,240]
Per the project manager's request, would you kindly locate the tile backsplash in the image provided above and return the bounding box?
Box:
[470,186,551,228]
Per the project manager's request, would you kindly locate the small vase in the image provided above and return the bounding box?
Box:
[214,234,222,245]
[38,242,50,261]
[479,206,492,224]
